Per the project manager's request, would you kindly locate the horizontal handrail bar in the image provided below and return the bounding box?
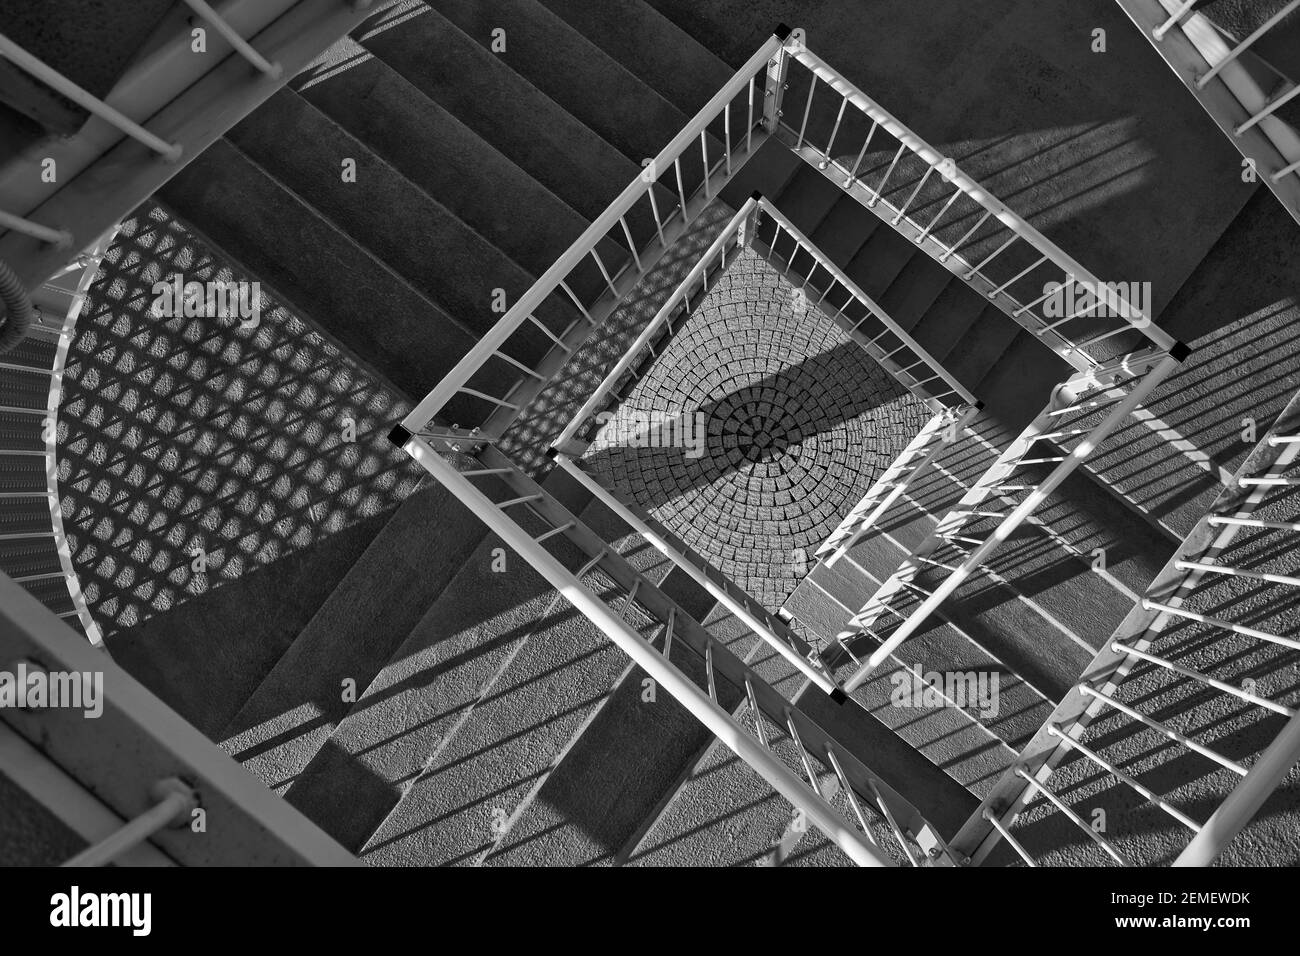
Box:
[399,34,783,435]
[757,198,976,405]
[789,47,1174,351]
[551,200,754,451]
[553,453,838,695]
[0,32,182,161]
[396,433,892,866]
[0,210,72,247]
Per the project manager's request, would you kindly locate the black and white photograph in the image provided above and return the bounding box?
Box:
[0,0,1296,923]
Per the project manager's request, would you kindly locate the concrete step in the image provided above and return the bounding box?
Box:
[808,192,885,265]
[797,404,1168,706]
[218,477,494,794]
[1199,0,1300,93]
[719,137,803,207]
[536,0,733,117]
[277,481,584,851]
[809,550,1055,751]
[155,139,506,418]
[939,306,1024,395]
[350,497,675,865]
[1011,481,1300,866]
[782,572,1018,799]
[358,4,643,228]
[0,0,175,165]
[428,0,708,174]
[624,698,857,867]
[0,767,86,866]
[480,571,721,867]
[840,220,922,303]
[621,614,866,867]
[1073,400,1224,542]
[975,331,1072,433]
[293,42,614,300]
[223,89,571,367]
[770,163,848,237]
[876,256,956,335]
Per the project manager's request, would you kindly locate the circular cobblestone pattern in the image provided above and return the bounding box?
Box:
[583,246,931,610]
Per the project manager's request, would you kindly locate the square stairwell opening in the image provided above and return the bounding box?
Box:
[560,196,973,612]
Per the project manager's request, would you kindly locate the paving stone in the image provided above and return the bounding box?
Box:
[583,246,931,611]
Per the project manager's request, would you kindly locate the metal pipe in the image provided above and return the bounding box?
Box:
[63,779,196,867]
[553,453,838,694]
[0,32,182,160]
[398,434,892,867]
[180,0,282,78]
[0,256,37,353]
[1174,710,1300,866]
[0,210,72,249]
[399,35,782,434]
[844,354,1180,690]
[1196,1,1300,88]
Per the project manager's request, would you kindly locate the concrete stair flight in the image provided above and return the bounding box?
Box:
[48,0,1293,869]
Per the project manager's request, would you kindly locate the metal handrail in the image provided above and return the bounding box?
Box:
[397,432,896,866]
[399,33,786,442]
[551,200,755,454]
[63,778,197,867]
[1120,0,1300,223]
[950,386,1300,866]
[753,197,977,408]
[552,452,841,697]
[841,351,1182,691]
[780,47,1178,364]
[820,403,980,566]
[0,572,361,865]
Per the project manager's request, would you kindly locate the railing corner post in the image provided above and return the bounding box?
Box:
[763,29,798,132]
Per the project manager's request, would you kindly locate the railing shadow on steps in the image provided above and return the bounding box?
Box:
[832,348,1186,691]
[44,202,422,643]
[1115,0,1300,226]
[388,29,973,865]
[947,384,1300,867]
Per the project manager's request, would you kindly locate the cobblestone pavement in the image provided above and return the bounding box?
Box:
[583,246,931,610]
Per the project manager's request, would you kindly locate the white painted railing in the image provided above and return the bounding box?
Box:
[1116,0,1300,224]
[0,229,114,644]
[774,46,1178,367]
[551,451,842,698]
[839,349,1182,691]
[551,200,757,455]
[398,34,787,449]
[0,572,360,865]
[950,387,1300,866]
[753,197,978,409]
[396,431,958,867]
[819,403,980,566]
